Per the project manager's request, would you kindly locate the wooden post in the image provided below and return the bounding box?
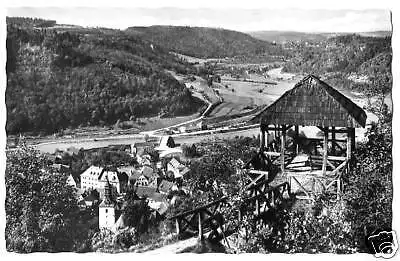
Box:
[281,125,286,174]
[331,127,336,154]
[295,125,299,155]
[175,218,180,235]
[322,127,328,175]
[198,212,203,240]
[346,128,352,160]
[350,128,356,152]
[255,190,260,215]
[255,198,260,216]
[260,125,265,151]
[270,191,275,207]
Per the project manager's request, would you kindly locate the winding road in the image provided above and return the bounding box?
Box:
[32,68,377,154]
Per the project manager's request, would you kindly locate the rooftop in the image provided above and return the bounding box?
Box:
[253,75,367,128]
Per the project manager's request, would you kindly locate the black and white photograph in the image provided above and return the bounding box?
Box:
[2,0,398,257]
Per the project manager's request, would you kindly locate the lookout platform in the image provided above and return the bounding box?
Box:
[244,75,367,200]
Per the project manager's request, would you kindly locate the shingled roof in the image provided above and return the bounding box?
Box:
[253,75,367,128]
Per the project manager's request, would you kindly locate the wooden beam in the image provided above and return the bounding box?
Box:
[325,178,338,190]
[311,155,346,161]
[330,160,348,176]
[350,128,356,152]
[291,176,310,198]
[175,219,180,235]
[169,197,227,219]
[295,125,299,155]
[307,137,347,142]
[198,212,203,240]
[260,126,265,151]
[314,177,326,192]
[254,188,260,215]
[317,126,350,133]
[331,127,336,154]
[332,141,346,153]
[346,129,352,160]
[322,127,328,175]
[281,124,286,174]
[326,159,335,169]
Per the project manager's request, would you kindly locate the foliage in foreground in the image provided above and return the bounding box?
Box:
[5,145,95,252]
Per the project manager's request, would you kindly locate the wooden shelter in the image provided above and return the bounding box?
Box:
[248,75,367,199]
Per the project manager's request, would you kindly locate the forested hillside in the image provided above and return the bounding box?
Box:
[6,17,204,135]
[126,26,284,58]
[248,30,328,43]
[283,34,391,74]
[282,34,392,96]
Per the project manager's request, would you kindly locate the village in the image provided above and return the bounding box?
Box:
[52,135,192,231]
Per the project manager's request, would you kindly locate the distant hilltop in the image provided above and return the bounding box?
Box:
[126,25,284,59]
[247,30,392,43]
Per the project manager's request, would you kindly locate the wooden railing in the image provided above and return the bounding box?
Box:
[168,181,293,242]
[287,160,348,200]
[168,196,230,241]
[242,182,291,216]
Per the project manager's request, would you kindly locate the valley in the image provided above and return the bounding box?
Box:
[5,14,393,255]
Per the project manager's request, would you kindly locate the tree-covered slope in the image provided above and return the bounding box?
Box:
[282,34,392,96]
[283,34,391,75]
[126,25,283,58]
[6,18,204,135]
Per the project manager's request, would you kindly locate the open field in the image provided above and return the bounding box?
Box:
[209,72,301,118]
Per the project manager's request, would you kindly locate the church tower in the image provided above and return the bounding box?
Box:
[99,178,116,229]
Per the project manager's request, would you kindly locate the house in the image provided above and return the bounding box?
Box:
[80,166,128,195]
[132,142,156,157]
[117,166,137,177]
[136,153,154,167]
[80,166,104,191]
[51,163,69,172]
[112,214,127,231]
[66,174,78,188]
[140,154,153,166]
[178,126,187,133]
[130,144,137,155]
[147,193,169,215]
[158,180,178,194]
[159,148,183,159]
[98,170,128,194]
[83,193,99,207]
[129,165,159,188]
[167,158,190,179]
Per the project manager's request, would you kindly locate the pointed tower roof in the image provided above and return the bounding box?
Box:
[252,75,367,128]
[99,176,115,207]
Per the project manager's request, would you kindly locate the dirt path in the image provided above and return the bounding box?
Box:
[143,237,198,254]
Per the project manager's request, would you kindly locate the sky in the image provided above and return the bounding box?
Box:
[6,7,391,33]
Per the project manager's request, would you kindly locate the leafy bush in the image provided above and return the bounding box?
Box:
[123,198,156,235]
[342,120,392,251]
[5,144,81,252]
